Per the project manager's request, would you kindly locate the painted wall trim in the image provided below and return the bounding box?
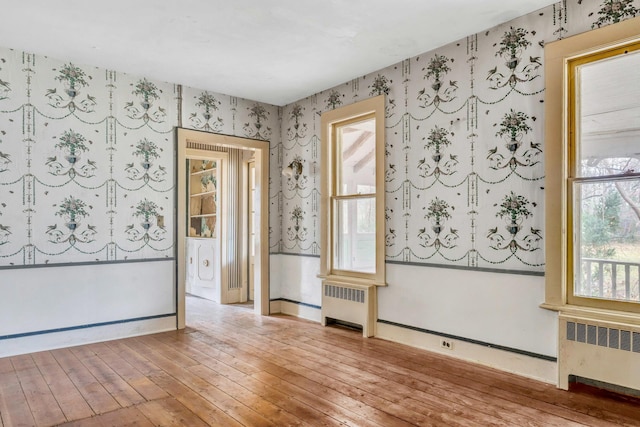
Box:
[270,255,545,276]
[0,313,176,341]
[376,320,557,384]
[378,319,556,362]
[271,252,321,259]
[385,260,545,277]
[270,301,555,361]
[270,298,321,310]
[274,299,322,323]
[0,258,175,271]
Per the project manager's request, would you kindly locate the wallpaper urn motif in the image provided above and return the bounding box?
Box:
[244,103,271,140]
[57,129,87,164]
[426,126,450,164]
[419,198,458,250]
[126,198,166,244]
[126,78,166,123]
[497,192,532,235]
[419,54,457,107]
[425,54,451,92]
[325,90,343,110]
[47,196,96,245]
[47,63,96,112]
[487,26,541,90]
[426,197,451,235]
[190,91,223,132]
[134,78,159,111]
[135,138,160,169]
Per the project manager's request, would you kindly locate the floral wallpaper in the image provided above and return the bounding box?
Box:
[180,86,282,253]
[0,0,635,272]
[0,50,280,267]
[278,0,639,273]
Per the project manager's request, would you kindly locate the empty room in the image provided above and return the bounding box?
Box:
[1,0,640,425]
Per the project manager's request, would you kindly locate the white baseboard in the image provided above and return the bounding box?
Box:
[376,321,557,385]
[270,300,282,314]
[272,300,321,323]
[0,316,176,358]
[267,300,556,384]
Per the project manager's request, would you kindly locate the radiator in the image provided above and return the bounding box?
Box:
[321,280,376,337]
[558,314,640,391]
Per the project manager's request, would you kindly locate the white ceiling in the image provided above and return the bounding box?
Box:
[1,0,558,106]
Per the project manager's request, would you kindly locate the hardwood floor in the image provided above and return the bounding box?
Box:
[1,296,639,426]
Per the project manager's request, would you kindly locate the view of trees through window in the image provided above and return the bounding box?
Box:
[580,160,640,261]
[573,45,640,303]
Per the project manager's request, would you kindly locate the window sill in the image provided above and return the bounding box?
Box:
[540,303,640,327]
[317,273,387,287]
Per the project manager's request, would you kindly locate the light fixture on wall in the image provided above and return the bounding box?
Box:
[282,158,303,178]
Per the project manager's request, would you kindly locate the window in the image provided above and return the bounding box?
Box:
[568,43,640,311]
[320,95,385,284]
[544,19,640,315]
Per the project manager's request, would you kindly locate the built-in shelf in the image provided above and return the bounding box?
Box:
[190,190,217,198]
[190,167,217,176]
[188,159,218,238]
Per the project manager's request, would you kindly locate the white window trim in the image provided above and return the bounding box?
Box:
[543,15,640,323]
[319,95,386,287]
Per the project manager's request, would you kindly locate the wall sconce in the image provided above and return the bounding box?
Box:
[282,159,303,178]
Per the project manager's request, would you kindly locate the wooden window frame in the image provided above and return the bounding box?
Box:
[320,95,386,286]
[543,16,640,321]
[567,42,640,312]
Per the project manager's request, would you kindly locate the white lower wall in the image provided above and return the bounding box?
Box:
[276,254,322,307]
[269,253,282,301]
[376,321,556,384]
[380,263,557,358]
[271,254,558,378]
[0,316,176,358]
[0,260,176,357]
[277,300,322,322]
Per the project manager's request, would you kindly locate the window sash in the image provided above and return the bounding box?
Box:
[331,195,377,274]
[319,94,385,285]
[570,177,640,306]
[332,113,377,198]
[567,41,640,312]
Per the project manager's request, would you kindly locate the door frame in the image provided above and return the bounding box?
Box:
[247,160,256,302]
[176,128,270,328]
[185,151,228,303]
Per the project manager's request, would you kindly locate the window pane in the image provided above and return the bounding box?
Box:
[574,180,640,302]
[336,117,376,195]
[334,197,375,273]
[577,50,640,177]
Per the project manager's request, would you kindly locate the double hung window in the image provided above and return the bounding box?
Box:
[568,42,640,311]
[320,95,385,284]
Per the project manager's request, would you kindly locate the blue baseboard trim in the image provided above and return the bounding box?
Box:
[0,313,176,341]
[270,252,321,259]
[268,253,543,276]
[0,257,175,271]
[385,260,544,277]
[271,298,321,310]
[377,319,557,362]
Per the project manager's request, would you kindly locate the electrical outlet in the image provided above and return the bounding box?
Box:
[156,215,164,228]
[440,339,454,350]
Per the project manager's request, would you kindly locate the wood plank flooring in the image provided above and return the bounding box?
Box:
[1,295,639,426]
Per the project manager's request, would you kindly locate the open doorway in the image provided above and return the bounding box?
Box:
[176,128,270,329]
